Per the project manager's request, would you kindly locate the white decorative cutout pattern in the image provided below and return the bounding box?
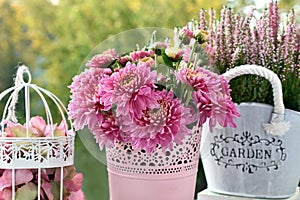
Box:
[106,126,201,176]
[0,135,74,169]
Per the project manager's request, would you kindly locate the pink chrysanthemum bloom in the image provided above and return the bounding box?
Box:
[138,56,155,68]
[68,68,111,131]
[193,90,239,131]
[219,76,232,96]
[93,112,124,149]
[97,75,115,112]
[119,55,131,66]
[100,62,158,118]
[190,71,239,131]
[176,66,239,131]
[128,85,159,119]
[130,50,155,62]
[122,90,192,154]
[178,67,222,92]
[86,49,118,68]
[192,91,213,126]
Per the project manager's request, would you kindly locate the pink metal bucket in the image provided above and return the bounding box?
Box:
[106,126,201,200]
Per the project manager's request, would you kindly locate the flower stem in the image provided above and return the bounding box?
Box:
[187,41,197,68]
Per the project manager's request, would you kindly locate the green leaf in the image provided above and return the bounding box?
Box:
[51,181,62,200]
[10,125,27,137]
[161,50,174,69]
[16,183,38,200]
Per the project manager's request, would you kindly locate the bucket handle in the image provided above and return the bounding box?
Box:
[222,64,290,136]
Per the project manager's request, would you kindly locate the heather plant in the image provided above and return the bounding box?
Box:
[200,2,300,111]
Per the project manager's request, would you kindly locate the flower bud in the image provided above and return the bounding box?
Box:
[165,47,184,60]
[193,29,208,44]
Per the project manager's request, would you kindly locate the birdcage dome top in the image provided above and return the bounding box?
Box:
[0,65,75,169]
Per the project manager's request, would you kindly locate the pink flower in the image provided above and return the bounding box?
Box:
[128,86,159,119]
[191,72,239,131]
[3,122,26,137]
[3,117,68,138]
[165,46,184,60]
[179,27,194,43]
[219,76,231,96]
[119,55,131,66]
[175,67,211,92]
[138,57,155,68]
[0,169,34,191]
[67,189,85,200]
[192,91,213,126]
[0,166,84,200]
[122,90,192,154]
[101,62,158,118]
[93,112,124,150]
[97,76,115,112]
[86,49,118,68]
[157,73,166,83]
[0,187,11,200]
[64,173,83,192]
[52,166,85,200]
[68,68,112,131]
[150,41,168,50]
[29,116,46,136]
[0,169,36,200]
[182,46,192,63]
[205,44,216,62]
[176,66,239,131]
[30,116,67,137]
[130,50,155,62]
[41,182,53,200]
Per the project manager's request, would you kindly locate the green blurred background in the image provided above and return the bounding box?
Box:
[0,0,298,199]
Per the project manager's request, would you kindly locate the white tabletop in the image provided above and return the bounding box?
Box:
[197,188,300,200]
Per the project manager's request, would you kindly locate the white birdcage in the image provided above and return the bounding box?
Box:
[0,65,75,200]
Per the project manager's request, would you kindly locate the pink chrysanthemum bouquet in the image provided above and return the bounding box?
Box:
[68,26,240,154]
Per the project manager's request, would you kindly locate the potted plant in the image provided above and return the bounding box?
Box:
[199,2,300,198]
[0,66,85,200]
[67,26,240,199]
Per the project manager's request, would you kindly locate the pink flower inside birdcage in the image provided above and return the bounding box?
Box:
[0,66,85,200]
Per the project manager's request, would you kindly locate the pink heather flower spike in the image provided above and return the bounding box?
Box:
[269,2,280,39]
[199,9,207,30]
[224,7,234,62]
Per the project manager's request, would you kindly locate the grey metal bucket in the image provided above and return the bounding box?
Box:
[200,65,300,198]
